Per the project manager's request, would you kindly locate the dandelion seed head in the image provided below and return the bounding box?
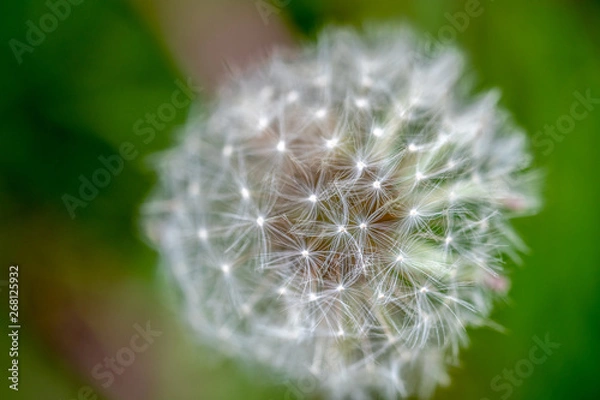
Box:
[145,26,539,400]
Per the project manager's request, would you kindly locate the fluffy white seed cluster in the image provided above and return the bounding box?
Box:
[145,27,538,399]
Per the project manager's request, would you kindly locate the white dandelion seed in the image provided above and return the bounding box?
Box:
[372,126,384,137]
[276,140,286,152]
[258,116,269,129]
[197,228,208,240]
[240,187,250,199]
[145,26,539,400]
[287,90,299,103]
[222,145,233,157]
[325,138,339,149]
[355,97,369,108]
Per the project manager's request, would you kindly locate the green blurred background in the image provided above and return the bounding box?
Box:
[1,0,599,399]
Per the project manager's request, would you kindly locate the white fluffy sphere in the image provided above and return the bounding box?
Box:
[145,26,539,399]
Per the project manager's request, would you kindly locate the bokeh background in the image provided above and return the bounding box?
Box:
[1,0,599,399]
